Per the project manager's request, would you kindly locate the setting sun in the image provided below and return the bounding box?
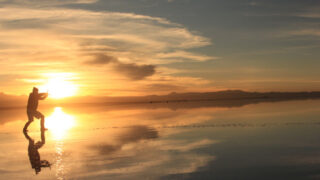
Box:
[40,74,78,99]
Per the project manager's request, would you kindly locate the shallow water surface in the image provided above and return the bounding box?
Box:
[0,100,320,179]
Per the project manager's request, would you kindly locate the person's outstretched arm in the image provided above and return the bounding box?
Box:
[38,93,48,100]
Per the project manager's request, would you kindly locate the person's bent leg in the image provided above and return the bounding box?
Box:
[23,121,32,132]
[24,112,34,131]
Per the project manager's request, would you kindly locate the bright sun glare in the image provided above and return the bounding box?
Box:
[45,107,75,140]
[40,76,78,99]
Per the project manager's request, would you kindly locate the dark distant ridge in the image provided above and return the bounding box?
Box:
[1,90,320,108]
[143,90,320,102]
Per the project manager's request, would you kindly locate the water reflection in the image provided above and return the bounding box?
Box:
[23,129,51,174]
[55,141,65,180]
[8,100,320,179]
[45,107,75,140]
[45,107,75,179]
[22,107,75,178]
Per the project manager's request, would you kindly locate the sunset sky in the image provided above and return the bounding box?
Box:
[0,0,319,97]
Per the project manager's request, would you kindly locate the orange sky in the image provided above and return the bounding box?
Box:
[1,1,320,97]
[0,7,217,97]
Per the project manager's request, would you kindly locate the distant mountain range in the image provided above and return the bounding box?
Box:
[1,90,320,109]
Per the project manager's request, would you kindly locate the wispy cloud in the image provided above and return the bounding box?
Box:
[0,7,211,60]
[288,29,320,37]
[0,0,97,7]
[0,5,213,95]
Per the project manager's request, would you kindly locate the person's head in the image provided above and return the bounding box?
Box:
[32,87,38,94]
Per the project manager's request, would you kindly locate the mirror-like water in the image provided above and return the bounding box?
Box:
[0,100,319,179]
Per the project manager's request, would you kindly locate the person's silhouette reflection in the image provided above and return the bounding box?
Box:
[23,87,48,131]
[23,129,51,174]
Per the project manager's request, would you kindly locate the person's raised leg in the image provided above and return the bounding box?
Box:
[40,114,47,131]
[35,111,47,131]
[40,115,45,130]
[40,128,45,144]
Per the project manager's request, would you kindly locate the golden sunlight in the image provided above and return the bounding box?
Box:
[45,107,76,140]
[40,74,78,99]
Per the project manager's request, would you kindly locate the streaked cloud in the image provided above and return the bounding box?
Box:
[288,29,320,37]
[0,5,213,95]
[0,0,97,7]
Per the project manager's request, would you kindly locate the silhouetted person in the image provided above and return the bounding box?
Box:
[23,87,48,131]
[23,129,51,174]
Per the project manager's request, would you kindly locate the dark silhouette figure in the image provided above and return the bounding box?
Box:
[23,129,51,174]
[23,87,48,131]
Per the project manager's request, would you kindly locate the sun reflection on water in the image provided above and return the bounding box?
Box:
[55,141,65,180]
[45,107,75,179]
[45,107,75,140]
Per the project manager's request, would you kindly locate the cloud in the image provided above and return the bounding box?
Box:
[85,54,117,65]
[92,126,159,155]
[297,12,320,18]
[160,139,216,152]
[296,5,320,18]
[85,53,156,80]
[117,125,158,143]
[0,6,213,95]
[0,0,97,7]
[248,1,259,7]
[288,29,320,37]
[114,63,156,80]
[0,18,55,29]
[0,7,211,64]
[85,125,215,179]
[156,50,216,62]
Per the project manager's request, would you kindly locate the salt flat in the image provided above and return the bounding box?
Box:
[0,100,320,180]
